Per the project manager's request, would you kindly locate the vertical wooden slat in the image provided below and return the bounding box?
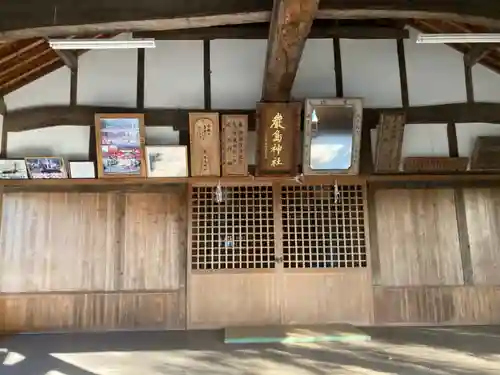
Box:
[397,38,409,108]
[114,193,126,291]
[447,122,459,157]
[203,40,211,110]
[333,37,343,97]
[70,62,78,106]
[136,49,145,109]
[464,58,475,104]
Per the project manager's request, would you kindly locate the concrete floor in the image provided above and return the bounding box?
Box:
[1,326,500,375]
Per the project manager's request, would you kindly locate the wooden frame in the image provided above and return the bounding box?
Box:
[303,98,363,175]
[94,113,146,178]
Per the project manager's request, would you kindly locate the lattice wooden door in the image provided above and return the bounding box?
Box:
[188,184,371,327]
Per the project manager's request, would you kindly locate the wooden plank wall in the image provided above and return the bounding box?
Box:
[0,189,187,332]
[371,188,500,325]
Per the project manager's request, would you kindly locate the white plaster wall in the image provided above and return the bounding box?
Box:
[77,34,137,107]
[405,28,466,106]
[291,39,336,99]
[210,40,267,109]
[145,41,204,108]
[4,66,71,111]
[341,39,401,108]
[7,126,90,160]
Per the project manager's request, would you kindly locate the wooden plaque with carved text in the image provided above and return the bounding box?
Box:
[189,112,220,177]
[256,102,301,176]
[374,112,405,173]
[403,157,469,173]
[221,114,248,176]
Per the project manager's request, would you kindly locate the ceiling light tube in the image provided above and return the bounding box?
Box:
[49,38,156,50]
[416,33,500,44]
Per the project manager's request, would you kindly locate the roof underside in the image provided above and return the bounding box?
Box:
[0,18,498,96]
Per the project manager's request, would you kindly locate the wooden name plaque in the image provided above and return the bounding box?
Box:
[221,114,248,176]
[403,157,469,173]
[470,136,500,171]
[374,112,405,173]
[189,112,220,177]
[256,102,301,176]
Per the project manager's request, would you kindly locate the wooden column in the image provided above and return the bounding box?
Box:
[261,0,319,102]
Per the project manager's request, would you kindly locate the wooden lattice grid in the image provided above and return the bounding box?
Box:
[191,185,275,270]
[281,184,367,269]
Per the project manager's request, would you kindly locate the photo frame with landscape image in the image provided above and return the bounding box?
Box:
[95,113,146,178]
[146,146,188,178]
[25,157,68,179]
[0,159,29,179]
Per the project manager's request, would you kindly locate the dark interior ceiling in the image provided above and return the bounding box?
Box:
[0,18,498,96]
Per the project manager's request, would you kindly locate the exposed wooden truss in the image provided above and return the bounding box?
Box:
[3,1,500,39]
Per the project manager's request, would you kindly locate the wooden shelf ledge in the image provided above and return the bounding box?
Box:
[1,173,500,192]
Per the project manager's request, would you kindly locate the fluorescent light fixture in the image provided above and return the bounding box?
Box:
[417,33,500,44]
[49,38,156,50]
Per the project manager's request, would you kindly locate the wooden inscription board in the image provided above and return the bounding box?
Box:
[221,114,248,176]
[403,157,469,173]
[470,136,500,171]
[189,112,220,177]
[256,102,301,176]
[374,112,405,173]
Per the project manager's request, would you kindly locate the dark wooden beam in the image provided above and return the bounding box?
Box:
[262,0,319,102]
[69,59,78,106]
[6,102,500,134]
[333,37,343,97]
[203,40,211,110]
[136,49,145,109]
[397,38,409,108]
[53,49,78,71]
[464,57,475,103]
[4,1,500,40]
[135,24,409,40]
[464,44,491,67]
[447,122,459,157]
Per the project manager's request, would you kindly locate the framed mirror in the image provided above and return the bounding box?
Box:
[303,98,362,175]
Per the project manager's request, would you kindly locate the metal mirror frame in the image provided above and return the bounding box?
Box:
[302,98,363,175]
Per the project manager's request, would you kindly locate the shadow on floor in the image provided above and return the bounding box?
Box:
[1,326,500,374]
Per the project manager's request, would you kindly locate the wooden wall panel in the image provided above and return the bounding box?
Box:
[0,291,185,332]
[463,188,500,285]
[188,273,279,329]
[374,286,500,325]
[122,190,186,291]
[281,270,373,325]
[374,189,463,286]
[0,193,117,293]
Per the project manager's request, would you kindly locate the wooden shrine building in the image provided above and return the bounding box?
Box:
[2,0,500,332]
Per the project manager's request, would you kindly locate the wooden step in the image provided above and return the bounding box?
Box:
[224,324,370,344]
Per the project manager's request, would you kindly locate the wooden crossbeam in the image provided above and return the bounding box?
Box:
[464,44,491,67]
[135,24,409,40]
[262,0,319,102]
[6,102,500,133]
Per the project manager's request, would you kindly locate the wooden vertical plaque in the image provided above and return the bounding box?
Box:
[374,112,405,173]
[470,136,500,171]
[221,114,248,176]
[256,102,301,176]
[189,112,220,177]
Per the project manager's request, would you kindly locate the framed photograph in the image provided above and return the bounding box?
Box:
[0,159,28,179]
[146,146,188,177]
[69,161,96,178]
[95,113,146,178]
[25,157,68,179]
